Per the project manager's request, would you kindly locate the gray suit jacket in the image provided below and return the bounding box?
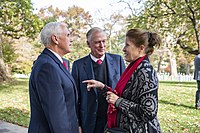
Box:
[194,54,200,81]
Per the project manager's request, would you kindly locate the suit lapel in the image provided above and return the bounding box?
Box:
[83,55,97,94]
[43,48,78,100]
[106,53,117,89]
[43,49,73,81]
[83,55,95,79]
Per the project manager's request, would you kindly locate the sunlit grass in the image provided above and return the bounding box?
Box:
[158,81,200,133]
[0,79,200,132]
[0,78,30,127]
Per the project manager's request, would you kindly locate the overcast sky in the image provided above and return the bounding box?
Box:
[30,0,144,28]
[31,0,128,16]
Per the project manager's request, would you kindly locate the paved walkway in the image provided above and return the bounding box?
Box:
[0,120,28,133]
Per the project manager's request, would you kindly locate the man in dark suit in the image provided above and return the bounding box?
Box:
[28,22,79,133]
[71,27,125,133]
[194,54,200,109]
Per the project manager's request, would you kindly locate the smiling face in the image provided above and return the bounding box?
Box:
[87,31,107,58]
[123,37,144,62]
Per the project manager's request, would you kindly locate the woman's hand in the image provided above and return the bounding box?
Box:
[106,91,119,104]
[82,80,105,91]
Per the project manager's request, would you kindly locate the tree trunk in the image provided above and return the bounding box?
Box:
[157,55,163,73]
[0,36,10,82]
[169,52,177,76]
[0,59,10,82]
[185,64,190,75]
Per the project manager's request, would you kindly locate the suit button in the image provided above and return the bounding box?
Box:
[96,100,97,102]
[94,112,96,115]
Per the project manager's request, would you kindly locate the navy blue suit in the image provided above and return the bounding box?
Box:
[28,48,79,133]
[71,53,125,133]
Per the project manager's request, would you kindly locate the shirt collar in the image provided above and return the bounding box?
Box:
[90,54,105,62]
[47,48,63,63]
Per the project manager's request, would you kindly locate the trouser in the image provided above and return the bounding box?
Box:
[94,116,107,133]
[196,80,200,107]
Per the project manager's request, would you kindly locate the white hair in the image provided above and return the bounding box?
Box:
[40,22,63,46]
[86,27,106,41]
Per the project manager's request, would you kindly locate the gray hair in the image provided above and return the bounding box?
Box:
[40,22,64,46]
[86,27,106,41]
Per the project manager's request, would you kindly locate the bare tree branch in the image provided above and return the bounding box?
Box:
[176,31,198,55]
[163,2,176,14]
[185,0,200,53]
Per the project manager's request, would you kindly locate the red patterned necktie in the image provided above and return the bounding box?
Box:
[62,62,68,70]
[96,59,102,65]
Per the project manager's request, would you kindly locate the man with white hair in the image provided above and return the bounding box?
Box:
[28,22,79,133]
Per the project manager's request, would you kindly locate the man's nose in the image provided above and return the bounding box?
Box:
[99,41,105,47]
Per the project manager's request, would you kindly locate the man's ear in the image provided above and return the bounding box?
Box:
[51,35,59,45]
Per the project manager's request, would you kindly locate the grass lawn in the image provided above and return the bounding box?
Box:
[0,79,200,132]
[158,81,200,133]
[0,78,30,127]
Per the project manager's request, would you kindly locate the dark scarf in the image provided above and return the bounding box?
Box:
[107,55,146,128]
